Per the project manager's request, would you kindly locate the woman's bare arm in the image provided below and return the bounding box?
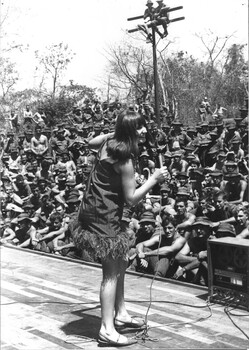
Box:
[88,133,114,149]
[118,159,167,207]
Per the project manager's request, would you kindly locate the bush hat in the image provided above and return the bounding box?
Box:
[67,194,80,203]
[161,123,170,129]
[171,119,183,126]
[201,121,209,127]
[187,126,197,133]
[57,174,67,182]
[172,150,182,157]
[225,161,237,167]
[139,211,156,224]
[230,135,242,143]
[66,179,76,186]
[176,171,189,179]
[217,151,226,157]
[183,144,195,152]
[177,187,190,196]
[164,151,172,158]
[224,172,241,180]
[199,138,211,146]
[17,213,31,222]
[216,222,236,237]
[160,183,171,192]
[139,150,150,158]
[208,145,220,154]
[211,170,223,177]
[191,216,212,227]
[226,123,236,130]
[188,156,200,164]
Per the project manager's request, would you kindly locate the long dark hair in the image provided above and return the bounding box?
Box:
[107,109,146,161]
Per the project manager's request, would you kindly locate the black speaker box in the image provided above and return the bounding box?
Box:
[207,237,249,310]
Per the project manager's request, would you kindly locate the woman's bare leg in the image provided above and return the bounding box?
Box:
[99,257,129,341]
[114,257,130,320]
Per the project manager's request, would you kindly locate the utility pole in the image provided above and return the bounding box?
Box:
[152,27,160,127]
[127,2,184,128]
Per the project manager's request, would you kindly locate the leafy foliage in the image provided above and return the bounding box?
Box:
[105,36,248,125]
[35,43,75,97]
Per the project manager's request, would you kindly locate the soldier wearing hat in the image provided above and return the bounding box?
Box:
[4,130,18,154]
[169,150,188,174]
[208,170,223,189]
[135,211,157,245]
[54,178,77,207]
[175,172,193,198]
[173,216,213,284]
[50,127,70,161]
[157,183,175,210]
[220,170,247,205]
[137,0,155,43]
[137,150,155,180]
[229,135,244,162]
[208,150,226,171]
[15,213,37,248]
[67,189,81,214]
[169,120,191,151]
[224,120,240,150]
[133,217,184,278]
[152,0,170,38]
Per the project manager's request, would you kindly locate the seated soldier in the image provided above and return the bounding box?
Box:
[221,172,247,205]
[152,0,170,38]
[0,218,16,245]
[50,127,70,161]
[169,151,188,174]
[207,191,238,223]
[133,217,187,278]
[36,211,68,253]
[152,183,175,216]
[54,178,77,206]
[15,213,37,248]
[236,207,249,238]
[57,151,76,180]
[30,126,48,157]
[135,211,157,245]
[173,216,213,285]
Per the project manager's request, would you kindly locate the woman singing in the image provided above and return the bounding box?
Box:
[73,109,167,347]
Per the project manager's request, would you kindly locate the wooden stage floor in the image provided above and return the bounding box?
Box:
[1,246,249,350]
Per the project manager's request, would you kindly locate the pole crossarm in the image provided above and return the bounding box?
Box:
[127,6,183,21]
[126,3,185,128]
[128,17,185,34]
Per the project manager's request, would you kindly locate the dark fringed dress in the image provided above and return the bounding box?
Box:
[72,142,130,261]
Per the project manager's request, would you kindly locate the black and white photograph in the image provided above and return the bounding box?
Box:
[0,0,248,349]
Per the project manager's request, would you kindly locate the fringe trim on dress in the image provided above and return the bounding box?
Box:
[70,221,130,261]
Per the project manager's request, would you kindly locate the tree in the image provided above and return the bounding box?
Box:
[37,82,96,126]
[222,44,247,107]
[0,57,19,104]
[105,41,153,103]
[35,43,75,97]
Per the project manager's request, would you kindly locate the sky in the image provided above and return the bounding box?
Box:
[1,0,248,92]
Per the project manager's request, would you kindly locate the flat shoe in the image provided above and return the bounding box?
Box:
[115,316,146,329]
[98,332,137,347]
